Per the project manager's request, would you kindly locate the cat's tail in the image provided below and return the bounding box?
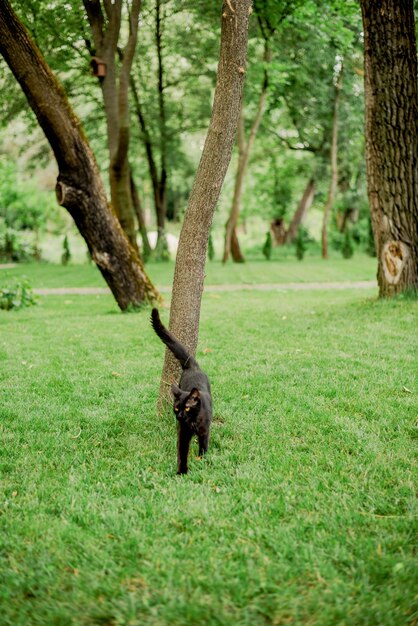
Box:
[151,308,198,370]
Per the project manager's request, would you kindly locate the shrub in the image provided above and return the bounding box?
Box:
[342,229,354,259]
[208,232,215,261]
[61,234,71,265]
[262,231,272,260]
[366,217,376,257]
[0,279,38,311]
[0,226,39,262]
[295,226,308,260]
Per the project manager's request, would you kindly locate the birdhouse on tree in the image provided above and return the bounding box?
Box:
[90,56,106,77]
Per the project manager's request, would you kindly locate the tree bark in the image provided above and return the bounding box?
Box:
[321,63,343,260]
[360,0,418,296]
[83,0,140,253]
[223,40,271,263]
[285,177,316,244]
[158,0,251,407]
[0,0,160,310]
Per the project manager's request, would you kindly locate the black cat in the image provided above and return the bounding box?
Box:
[151,308,212,474]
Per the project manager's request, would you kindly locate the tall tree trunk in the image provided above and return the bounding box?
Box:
[158,0,251,407]
[0,0,160,310]
[84,0,140,253]
[285,177,316,244]
[223,40,271,264]
[360,0,418,296]
[321,63,343,260]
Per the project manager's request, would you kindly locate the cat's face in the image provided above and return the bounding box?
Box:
[171,385,201,423]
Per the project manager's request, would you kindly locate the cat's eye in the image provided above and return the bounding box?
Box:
[185,407,190,412]
[174,407,179,412]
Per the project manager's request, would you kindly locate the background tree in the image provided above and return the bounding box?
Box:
[159,0,251,405]
[360,0,418,296]
[83,0,141,252]
[261,2,363,252]
[222,0,296,264]
[0,0,160,309]
[130,0,218,258]
[321,60,343,259]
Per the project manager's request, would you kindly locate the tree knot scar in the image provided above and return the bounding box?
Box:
[225,0,235,13]
[92,251,111,270]
[55,181,66,206]
[238,66,246,75]
[382,240,409,285]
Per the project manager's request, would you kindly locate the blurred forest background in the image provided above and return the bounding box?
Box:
[0,0,372,267]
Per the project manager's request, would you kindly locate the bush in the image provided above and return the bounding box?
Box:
[61,234,71,265]
[208,232,215,261]
[342,230,354,259]
[366,217,376,257]
[295,226,308,260]
[0,226,40,262]
[0,279,38,311]
[0,158,64,234]
[262,231,272,260]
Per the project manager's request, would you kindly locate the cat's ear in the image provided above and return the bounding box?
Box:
[187,388,200,406]
[171,383,182,398]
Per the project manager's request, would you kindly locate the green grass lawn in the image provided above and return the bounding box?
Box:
[0,253,377,289]
[1,285,417,625]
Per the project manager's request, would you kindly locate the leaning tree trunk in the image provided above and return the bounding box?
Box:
[285,177,316,244]
[360,0,418,296]
[0,0,160,310]
[158,0,251,407]
[322,63,343,260]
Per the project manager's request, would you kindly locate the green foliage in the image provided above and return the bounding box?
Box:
[0,286,416,624]
[61,234,71,266]
[262,230,273,259]
[208,232,215,261]
[0,278,37,310]
[0,226,40,262]
[1,0,368,259]
[0,158,59,233]
[366,216,376,257]
[342,228,354,259]
[295,225,308,260]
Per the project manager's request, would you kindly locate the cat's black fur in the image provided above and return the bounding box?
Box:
[151,308,212,474]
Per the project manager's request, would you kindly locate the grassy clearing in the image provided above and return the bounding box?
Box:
[1,287,417,625]
[0,253,377,290]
